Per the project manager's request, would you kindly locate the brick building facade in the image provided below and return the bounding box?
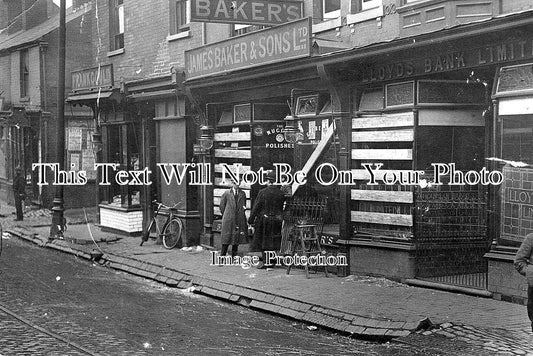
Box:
[0,0,94,208]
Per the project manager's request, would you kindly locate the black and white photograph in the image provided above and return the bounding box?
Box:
[1,0,533,354]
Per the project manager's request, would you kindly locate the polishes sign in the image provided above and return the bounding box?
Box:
[191,0,303,25]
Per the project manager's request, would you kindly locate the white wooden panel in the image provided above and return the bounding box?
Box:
[214,149,251,159]
[418,109,484,126]
[214,132,251,141]
[350,169,419,181]
[214,163,252,174]
[352,149,412,160]
[352,113,414,129]
[351,189,413,203]
[352,129,414,142]
[351,211,413,226]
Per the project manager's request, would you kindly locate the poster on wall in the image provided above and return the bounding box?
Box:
[67,127,83,151]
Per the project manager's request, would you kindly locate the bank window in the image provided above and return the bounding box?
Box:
[323,0,340,20]
[110,0,124,50]
[20,49,29,98]
[170,0,190,35]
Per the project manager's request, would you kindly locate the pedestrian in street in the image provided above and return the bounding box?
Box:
[514,232,533,332]
[248,170,285,267]
[219,182,248,257]
[13,166,26,221]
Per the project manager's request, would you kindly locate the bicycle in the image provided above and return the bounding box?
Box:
[140,201,184,249]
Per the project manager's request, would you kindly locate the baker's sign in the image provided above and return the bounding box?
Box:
[185,17,311,80]
[191,0,303,25]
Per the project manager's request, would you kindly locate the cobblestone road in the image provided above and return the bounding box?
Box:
[1,236,439,355]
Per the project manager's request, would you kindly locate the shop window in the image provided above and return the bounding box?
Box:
[20,49,29,98]
[103,122,141,207]
[417,126,485,171]
[358,88,384,111]
[170,0,190,35]
[500,115,533,165]
[323,0,340,20]
[109,0,124,51]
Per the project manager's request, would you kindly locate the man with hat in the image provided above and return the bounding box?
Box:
[13,166,26,221]
[248,170,286,267]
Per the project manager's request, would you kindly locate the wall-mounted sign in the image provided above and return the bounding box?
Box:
[360,36,533,84]
[191,0,303,26]
[71,64,113,92]
[501,166,533,244]
[186,17,311,80]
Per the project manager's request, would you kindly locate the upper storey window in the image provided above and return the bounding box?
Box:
[110,0,124,51]
[323,0,340,20]
[170,0,191,35]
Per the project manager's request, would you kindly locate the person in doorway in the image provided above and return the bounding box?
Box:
[13,166,26,221]
[219,182,248,258]
[248,170,285,267]
[514,232,533,332]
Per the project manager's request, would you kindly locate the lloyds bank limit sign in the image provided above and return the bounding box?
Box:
[185,17,311,80]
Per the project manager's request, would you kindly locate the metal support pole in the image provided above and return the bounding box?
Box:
[50,0,66,239]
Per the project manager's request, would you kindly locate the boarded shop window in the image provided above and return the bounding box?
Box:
[170,0,190,35]
[109,0,124,50]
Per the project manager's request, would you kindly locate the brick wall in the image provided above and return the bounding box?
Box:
[0,55,11,106]
[100,206,143,233]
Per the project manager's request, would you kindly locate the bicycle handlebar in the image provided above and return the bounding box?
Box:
[152,200,180,211]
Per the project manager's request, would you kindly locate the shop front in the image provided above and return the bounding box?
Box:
[185,18,345,256]
[321,14,533,291]
[485,62,533,303]
[67,64,144,234]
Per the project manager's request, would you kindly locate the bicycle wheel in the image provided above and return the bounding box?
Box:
[162,218,183,249]
[141,219,155,246]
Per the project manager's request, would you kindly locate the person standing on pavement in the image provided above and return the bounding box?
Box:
[248,170,285,267]
[219,182,248,257]
[13,166,26,221]
[514,232,533,332]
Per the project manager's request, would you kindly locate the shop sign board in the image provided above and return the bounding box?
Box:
[360,37,533,84]
[185,17,311,80]
[501,166,533,244]
[71,64,113,91]
[190,0,303,26]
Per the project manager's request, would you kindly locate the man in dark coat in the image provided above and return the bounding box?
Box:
[219,183,248,257]
[515,232,533,332]
[13,166,26,221]
[248,171,285,260]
